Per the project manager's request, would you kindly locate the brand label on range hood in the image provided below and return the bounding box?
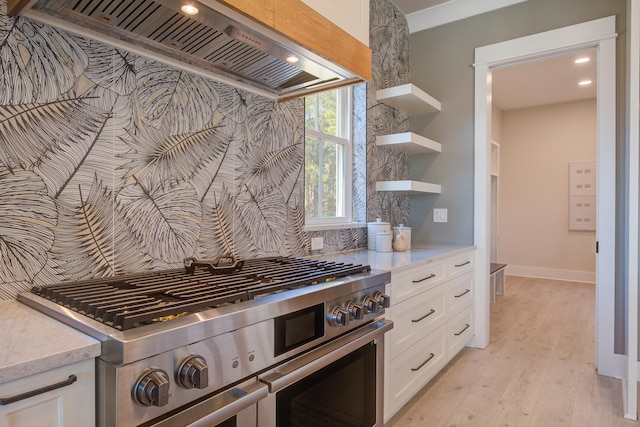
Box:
[12,0,361,99]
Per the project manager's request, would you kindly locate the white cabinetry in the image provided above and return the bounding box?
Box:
[300,0,369,46]
[384,250,475,421]
[0,359,95,427]
[491,140,500,264]
[376,83,442,195]
[491,140,500,177]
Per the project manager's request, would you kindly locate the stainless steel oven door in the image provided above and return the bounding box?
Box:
[257,319,393,427]
[146,377,267,427]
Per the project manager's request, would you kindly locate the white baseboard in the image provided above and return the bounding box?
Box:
[505,264,595,284]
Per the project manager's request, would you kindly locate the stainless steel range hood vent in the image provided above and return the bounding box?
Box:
[12,0,362,99]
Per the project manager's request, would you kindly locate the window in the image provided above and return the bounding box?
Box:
[304,87,353,226]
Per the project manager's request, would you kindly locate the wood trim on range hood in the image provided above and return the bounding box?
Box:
[218,0,372,82]
[7,0,372,100]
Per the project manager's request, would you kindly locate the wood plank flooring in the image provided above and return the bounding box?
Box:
[385,276,637,427]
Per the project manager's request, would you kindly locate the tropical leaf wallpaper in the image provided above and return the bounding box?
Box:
[0,0,410,299]
[367,0,412,227]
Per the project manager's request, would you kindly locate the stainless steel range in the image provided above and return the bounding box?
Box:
[18,256,392,427]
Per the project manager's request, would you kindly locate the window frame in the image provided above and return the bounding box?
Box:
[303,86,354,228]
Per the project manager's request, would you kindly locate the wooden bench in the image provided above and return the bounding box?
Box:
[490,263,507,303]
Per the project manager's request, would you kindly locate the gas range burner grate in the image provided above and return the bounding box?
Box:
[30,257,370,330]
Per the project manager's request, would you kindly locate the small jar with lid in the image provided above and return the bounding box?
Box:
[392,224,411,250]
[376,231,393,253]
[367,218,390,250]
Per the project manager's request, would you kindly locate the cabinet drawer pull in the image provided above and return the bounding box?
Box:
[412,273,436,283]
[454,260,471,267]
[454,324,470,336]
[412,309,436,323]
[0,374,77,406]
[454,289,471,298]
[411,353,435,372]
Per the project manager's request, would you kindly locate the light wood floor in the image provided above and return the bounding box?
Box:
[386,275,638,427]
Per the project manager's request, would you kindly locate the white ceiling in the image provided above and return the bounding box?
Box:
[390,0,597,110]
[492,49,597,110]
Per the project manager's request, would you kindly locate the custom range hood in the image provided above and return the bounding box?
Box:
[8,0,371,100]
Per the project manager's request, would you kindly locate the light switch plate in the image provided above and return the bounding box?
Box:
[433,208,448,223]
[311,237,324,250]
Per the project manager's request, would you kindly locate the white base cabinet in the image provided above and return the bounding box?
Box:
[387,325,448,411]
[0,359,95,427]
[447,307,474,356]
[384,249,475,421]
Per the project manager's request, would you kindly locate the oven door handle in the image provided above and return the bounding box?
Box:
[259,319,393,393]
[147,378,268,427]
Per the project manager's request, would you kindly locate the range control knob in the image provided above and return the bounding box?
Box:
[177,355,209,389]
[328,306,349,327]
[361,295,380,314]
[133,368,170,407]
[346,301,364,320]
[373,291,391,309]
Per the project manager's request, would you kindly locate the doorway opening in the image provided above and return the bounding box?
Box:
[491,49,597,283]
[472,16,618,380]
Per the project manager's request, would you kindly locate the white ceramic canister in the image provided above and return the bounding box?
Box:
[375,231,393,253]
[367,218,390,250]
[392,224,411,250]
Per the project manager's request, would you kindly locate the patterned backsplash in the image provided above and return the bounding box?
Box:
[0,0,410,299]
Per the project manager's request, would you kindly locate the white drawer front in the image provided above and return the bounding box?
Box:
[385,326,447,420]
[445,251,474,279]
[447,306,473,357]
[388,284,447,360]
[0,359,95,427]
[445,272,473,316]
[390,261,445,303]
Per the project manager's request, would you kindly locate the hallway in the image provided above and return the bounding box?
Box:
[386,276,636,426]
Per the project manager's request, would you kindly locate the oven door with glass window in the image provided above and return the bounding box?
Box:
[257,319,392,427]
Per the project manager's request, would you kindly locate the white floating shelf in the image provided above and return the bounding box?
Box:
[376,83,441,115]
[376,180,442,194]
[376,132,441,155]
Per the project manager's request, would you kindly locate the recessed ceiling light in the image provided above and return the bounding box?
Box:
[181,4,199,15]
[579,80,592,86]
[286,55,300,64]
[575,57,590,64]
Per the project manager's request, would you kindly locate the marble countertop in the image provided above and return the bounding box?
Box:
[312,244,474,272]
[0,244,472,385]
[0,300,101,384]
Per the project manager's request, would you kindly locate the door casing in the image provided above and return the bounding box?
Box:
[471,16,619,378]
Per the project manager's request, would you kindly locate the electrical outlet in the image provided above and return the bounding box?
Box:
[433,208,448,223]
[311,237,324,250]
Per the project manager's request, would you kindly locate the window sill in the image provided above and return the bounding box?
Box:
[304,222,367,232]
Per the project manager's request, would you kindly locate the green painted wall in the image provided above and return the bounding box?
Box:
[408,0,627,351]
